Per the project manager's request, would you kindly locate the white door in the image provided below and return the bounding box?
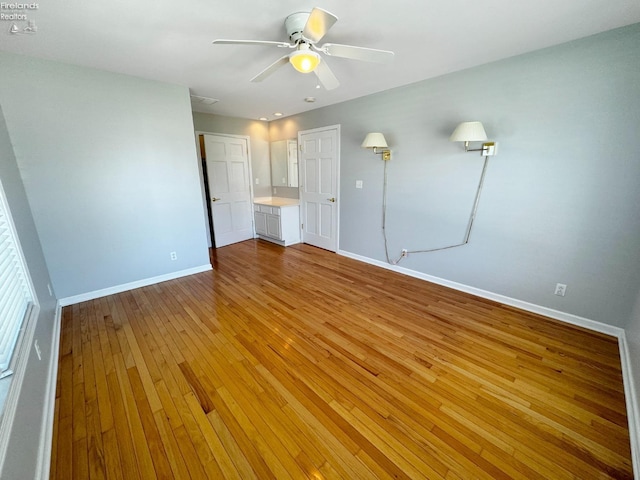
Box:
[298,125,340,252]
[203,134,253,248]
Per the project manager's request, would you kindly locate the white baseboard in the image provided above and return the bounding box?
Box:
[58,264,212,307]
[338,248,638,476]
[337,249,623,337]
[35,302,62,480]
[38,264,213,476]
[618,333,640,480]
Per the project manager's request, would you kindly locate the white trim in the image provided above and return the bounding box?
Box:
[256,235,301,247]
[34,302,61,480]
[0,177,42,476]
[618,332,640,480]
[0,303,40,475]
[338,248,639,475]
[58,264,212,307]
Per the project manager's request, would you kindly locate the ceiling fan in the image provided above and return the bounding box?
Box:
[212,7,394,90]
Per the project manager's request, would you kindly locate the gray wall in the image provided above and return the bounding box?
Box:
[0,105,58,479]
[0,53,210,300]
[270,24,640,328]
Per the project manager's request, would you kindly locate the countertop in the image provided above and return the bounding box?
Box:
[253,197,300,207]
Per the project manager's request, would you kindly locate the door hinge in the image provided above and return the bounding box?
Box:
[299,144,304,153]
[301,223,304,229]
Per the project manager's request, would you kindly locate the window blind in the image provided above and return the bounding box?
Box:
[0,191,33,377]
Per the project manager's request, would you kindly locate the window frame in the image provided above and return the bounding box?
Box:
[0,178,40,473]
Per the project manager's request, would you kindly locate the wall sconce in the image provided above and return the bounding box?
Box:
[361,132,391,160]
[449,121,497,156]
[370,122,500,266]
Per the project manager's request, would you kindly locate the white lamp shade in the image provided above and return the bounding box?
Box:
[361,132,388,148]
[449,121,488,142]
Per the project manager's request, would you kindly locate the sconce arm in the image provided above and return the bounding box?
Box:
[464,141,497,156]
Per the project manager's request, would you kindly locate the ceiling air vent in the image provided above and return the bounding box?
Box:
[190,95,219,105]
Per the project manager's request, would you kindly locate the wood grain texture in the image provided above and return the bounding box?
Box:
[51,240,633,479]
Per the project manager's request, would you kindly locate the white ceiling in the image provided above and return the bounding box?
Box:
[2,1,639,120]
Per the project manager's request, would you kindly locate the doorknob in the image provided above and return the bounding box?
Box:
[211,197,221,202]
[327,197,336,202]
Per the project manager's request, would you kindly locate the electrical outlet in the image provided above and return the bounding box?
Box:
[273,188,277,194]
[554,283,567,297]
[255,178,260,185]
[401,249,408,257]
[170,251,177,261]
[355,180,363,189]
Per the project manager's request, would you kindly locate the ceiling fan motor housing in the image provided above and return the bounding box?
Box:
[211,7,392,91]
[285,12,311,43]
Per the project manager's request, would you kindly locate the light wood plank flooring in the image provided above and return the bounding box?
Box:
[50,240,633,479]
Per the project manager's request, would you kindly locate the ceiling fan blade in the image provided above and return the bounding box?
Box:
[250,55,290,82]
[314,60,339,90]
[213,39,292,48]
[302,7,338,44]
[321,43,394,63]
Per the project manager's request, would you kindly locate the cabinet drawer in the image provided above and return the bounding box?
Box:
[254,203,282,215]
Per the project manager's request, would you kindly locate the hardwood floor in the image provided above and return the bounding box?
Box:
[50,240,633,479]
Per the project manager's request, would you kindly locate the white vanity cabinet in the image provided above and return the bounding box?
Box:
[253,198,301,246]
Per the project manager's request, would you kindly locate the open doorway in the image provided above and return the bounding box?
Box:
[197,133,255,250]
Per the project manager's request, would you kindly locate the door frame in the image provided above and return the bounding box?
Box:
[195,131,255,248]
[298,124,341,252]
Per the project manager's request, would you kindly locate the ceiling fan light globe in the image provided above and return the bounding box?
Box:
[289,50,321,73]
